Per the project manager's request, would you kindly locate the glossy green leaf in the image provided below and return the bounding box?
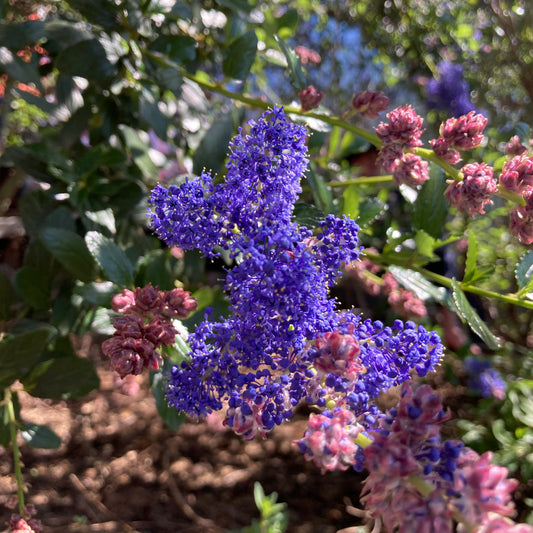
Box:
[515,250,533,298]
[0,327,53,389]
[41,227,97,283]
[451,279,502,350]
[118,125,158,178]
[55,39,117,82]
[150,34,196,63]
[305,165,333,215]
[463,232,479,284]
[358,197,384,227]
[26,356,99,400]
[192,117,234,175]
[0,48,42,90]
[150,359,186,432]
[412,168,448,238]
[85,231,134,288]
[20,423,61,449]
[215,0,253,13]
[13,266,51,310]
[0,270,16,320]
[0,21,45,50]
[139,88,168,139]
[223,30,258,80]
[389,265,446,302]
[64,0,120,29]
[342,185,360,219]
[274,34,306,90]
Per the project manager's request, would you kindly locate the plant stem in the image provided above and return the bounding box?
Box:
[6,388,25,514]
[326,175,393,187]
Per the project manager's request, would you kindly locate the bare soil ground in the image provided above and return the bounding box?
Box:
[0,336,368,533]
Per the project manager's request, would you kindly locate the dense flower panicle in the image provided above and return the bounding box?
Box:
[392,153,429,188]
[463,356,506,400]
[294,408,363,473]
[445,163,497,216]
[509,189,533,244]
[430,137,461,165]
[299,85,323,111]
[453,450,519,525]
[499,155,533,194]
[505,135,529,157]
[439,111,487,150]
[375,105,424,148]
[220,106,308,238]
[102,284,196,377]
[426,61,477,118]
[351,90,390,118]
[361,384,523,533]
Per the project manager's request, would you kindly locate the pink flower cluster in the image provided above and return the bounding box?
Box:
[360,384,529,533]
[431,111,488,164]
[346,255,427,320]
[6,506,42,533]
[351,90,389,119]
[445,162,498,217]
[101,284,197,377]
[375,105,429,187]
[294,408,363,473]
[500,154,533,244]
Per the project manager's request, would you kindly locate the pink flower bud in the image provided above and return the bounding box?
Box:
[505,135,528,156]
[439,111,487,150]
[375,105,424,149]
[352,90,390,118]
[313,330,363,375]
[111,289,136,313]
[430,137,461,164]
[500,155,533,193]
[392,153,429,188]
[509,189,533,244]
[164,288,198,318]
[144,316,177,347]
[445,163,497,216]
[111,315,144,338]
[376,143,404,173]
[294,45,321,65]
[299,85,323,112]
[132,283,164,315]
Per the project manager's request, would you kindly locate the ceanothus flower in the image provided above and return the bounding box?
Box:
[150,108,444,440]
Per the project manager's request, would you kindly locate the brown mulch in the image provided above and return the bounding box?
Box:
[0,337,368,533]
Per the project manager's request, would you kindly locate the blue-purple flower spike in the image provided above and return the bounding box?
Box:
[149,107,444,440]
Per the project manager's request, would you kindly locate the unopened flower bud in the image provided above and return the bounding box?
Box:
[164,288,198,318]
[299,85,323,111]
[499,155,533,193]
[509,189,533,244]
[375,105,424,148]
[439,111,487,150]
[352,90,389,118]
[430,137,461,164]
[111,289,136,313]
[505,135,528,156]
[445,163,497,216]
[392,153,429,188]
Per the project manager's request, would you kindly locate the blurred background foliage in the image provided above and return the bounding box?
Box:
[0,0,532,522]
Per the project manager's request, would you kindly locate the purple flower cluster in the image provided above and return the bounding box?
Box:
[464,356,507,400]
[361,384,526,533]
[426,61,477,118]
[148,108,444,440]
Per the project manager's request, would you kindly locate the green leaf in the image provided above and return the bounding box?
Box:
[20,423,61,449]
[85,231,134,288]
[223,30,258,80]
[41,227,97,283]
[412,168,448,238]
[388,266,446,302]
[0,21,45,50]
[463,232,479,284]
[516,250,533,298]
[192,117,234,175]
[25,356,99,400]
[274,34,306,91]
[118,125,158,178]
[0,327,53,389]
[64,0,120,30]
[414,229,437,260]
[292,203,324,228]
[0,270,16,320]
[0,48,42,90]
[150,360,186,431]
[358,197,384,227]
[13,266,51,310]
[139,250,176,290]
[55,39,117,83]
[215,0,253,13]
[342,185,360,219]
[139,88,168,139]
[305,165,333,215]
[450,279,502,350]
[150,34,196,63]
[74,282,114,307]
[44,20,92,51]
